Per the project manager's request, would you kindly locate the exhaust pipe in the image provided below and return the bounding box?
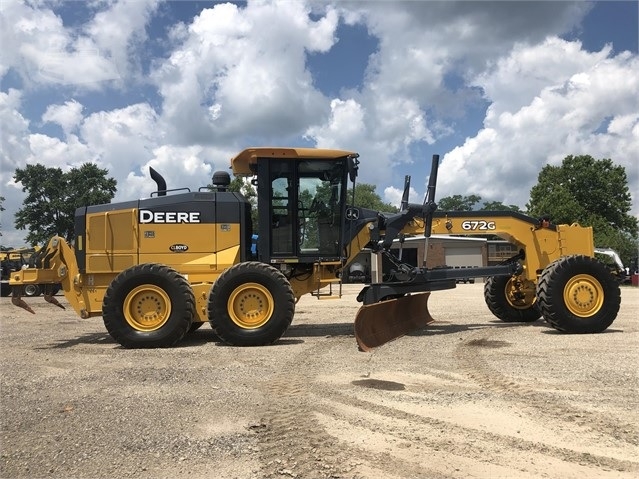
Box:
[150,167,167,196]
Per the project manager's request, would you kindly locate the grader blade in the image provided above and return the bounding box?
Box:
[354,293,434,351]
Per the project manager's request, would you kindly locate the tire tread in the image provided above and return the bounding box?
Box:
[208,262,295,346]
[103,263,194,348]
[536,255,620,333]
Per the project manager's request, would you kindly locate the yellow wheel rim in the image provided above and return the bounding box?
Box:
[563,274,604,318]
[123,285,171,331]
[505,278,537,310]
[228,282,274,329]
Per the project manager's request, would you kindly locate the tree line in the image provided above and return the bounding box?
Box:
[3,155,637,267]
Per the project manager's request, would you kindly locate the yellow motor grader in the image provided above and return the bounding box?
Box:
[9,148,621,350]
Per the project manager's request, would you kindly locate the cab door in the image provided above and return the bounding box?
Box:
[257,157,347,263]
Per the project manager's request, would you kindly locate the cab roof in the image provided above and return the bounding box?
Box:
[230,147,357,175]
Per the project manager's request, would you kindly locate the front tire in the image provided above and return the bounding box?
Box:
[103,264,195,348]
[208,262,295,346]
[484,275,541,323]
[536,255,620,333]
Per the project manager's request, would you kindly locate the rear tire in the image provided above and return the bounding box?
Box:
[484,276,541,322]
[103,264,195,348]
[208,262,295,346]
[536,255,620,333]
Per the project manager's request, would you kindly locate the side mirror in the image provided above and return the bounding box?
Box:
[347,154,359,182]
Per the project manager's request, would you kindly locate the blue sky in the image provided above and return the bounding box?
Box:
[1,0,638,246]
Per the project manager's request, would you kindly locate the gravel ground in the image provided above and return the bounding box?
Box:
[1,283,638,479]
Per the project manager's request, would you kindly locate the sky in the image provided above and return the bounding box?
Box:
[1,0,638,247]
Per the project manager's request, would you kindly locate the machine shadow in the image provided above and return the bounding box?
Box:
[539,328,624,335]
[407,319,548,338]
[37,319,618,350]
[36,332,115,349]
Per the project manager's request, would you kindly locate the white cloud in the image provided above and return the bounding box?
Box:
[0,0,159,89]
[304,1,593,191]
[384,185,420,210]
[0,89,30,173]
[337,1,590,105]
[27,133,91,169]
[42,100,84,135]
[1,1,116,88]
[152,1,338,145]
[305,96,432,187]
[306,98,366,148]
[438,45,639,212]
[475,38,613,122]
[85,0,161,79]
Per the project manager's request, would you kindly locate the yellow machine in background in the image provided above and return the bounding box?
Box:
[9,148,621,350]
[0,246,59,297]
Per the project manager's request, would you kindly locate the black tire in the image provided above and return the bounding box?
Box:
[23,284,41,297]
[102,264,195,348]
[0,282,11,297]
[208,262,295,346]
[536,255,621,333]
[484,275,541,322]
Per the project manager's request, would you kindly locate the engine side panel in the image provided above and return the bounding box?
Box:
[75,191,251,279]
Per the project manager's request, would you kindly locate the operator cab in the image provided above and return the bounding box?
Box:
[231,148,358,265]
[259,157,347,263]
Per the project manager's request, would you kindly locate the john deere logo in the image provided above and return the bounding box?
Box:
[169,244,189,252]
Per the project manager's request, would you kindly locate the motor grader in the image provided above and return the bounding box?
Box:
[9,148,621,350]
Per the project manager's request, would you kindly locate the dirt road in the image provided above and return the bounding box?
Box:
[1,284,638,478]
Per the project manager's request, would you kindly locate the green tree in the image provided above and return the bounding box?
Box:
[348,183,398,213]
[526,155,638,266]
[14,163,117,245]
[437,194,482,211]
[480,201,522,212]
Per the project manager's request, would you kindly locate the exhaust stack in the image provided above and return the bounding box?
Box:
[150,167,167,196]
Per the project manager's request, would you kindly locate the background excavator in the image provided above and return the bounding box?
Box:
[9,148,621,350]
